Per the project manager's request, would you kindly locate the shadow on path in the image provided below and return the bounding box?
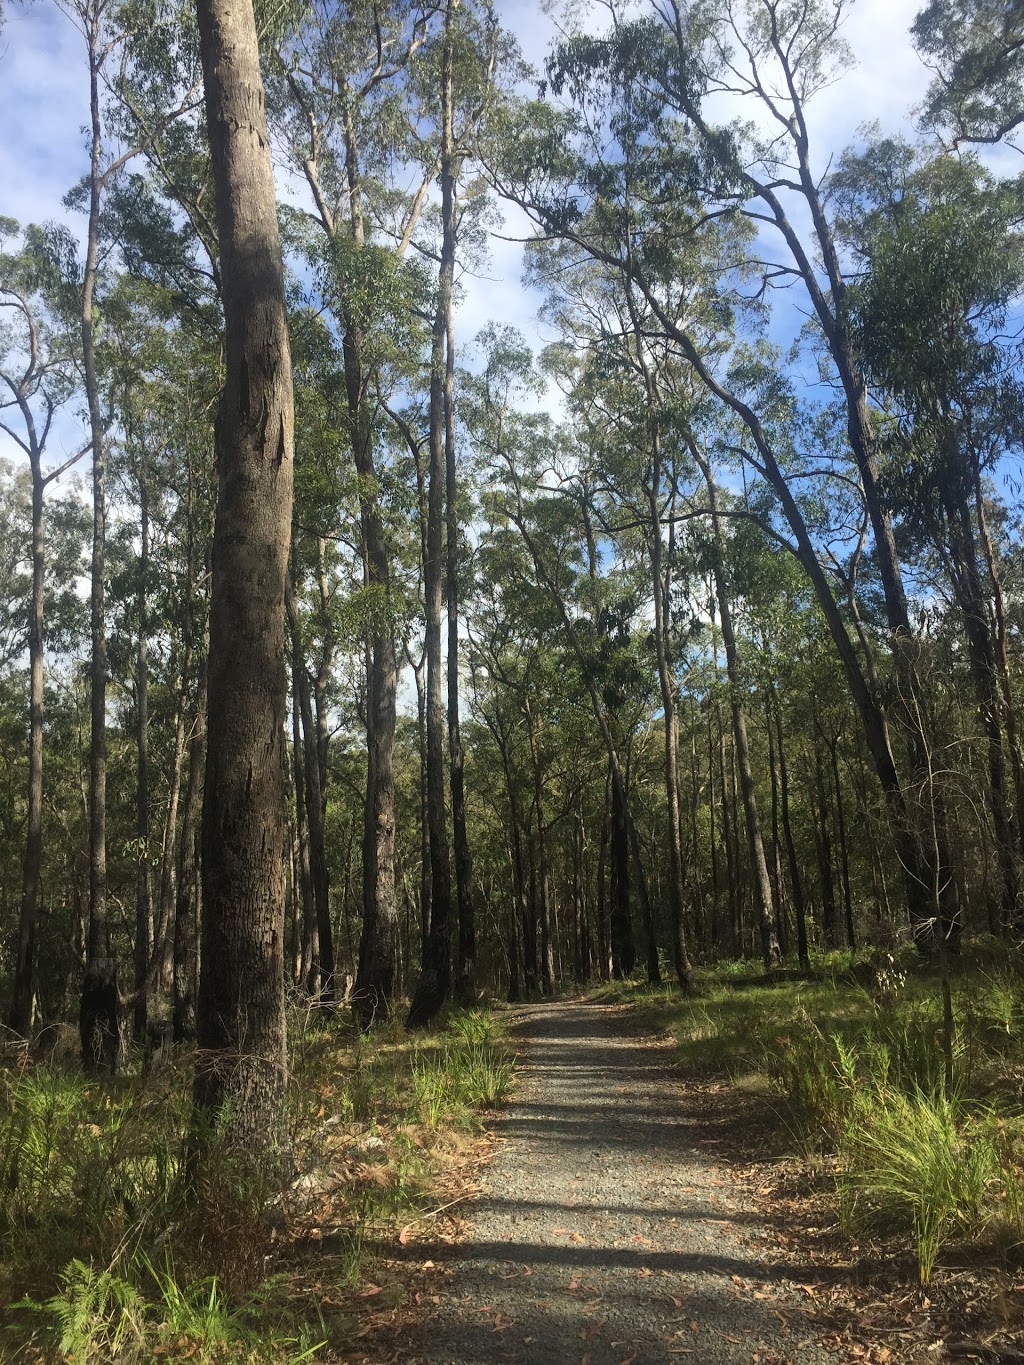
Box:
[408,1001,836,1365]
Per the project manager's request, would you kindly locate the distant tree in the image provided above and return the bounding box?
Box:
[0,223,84,1034]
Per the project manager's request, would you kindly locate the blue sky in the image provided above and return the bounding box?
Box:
[0,0,947,475]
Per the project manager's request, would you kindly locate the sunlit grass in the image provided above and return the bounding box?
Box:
[616,953,1024,1281]
[0,1003,517,1361]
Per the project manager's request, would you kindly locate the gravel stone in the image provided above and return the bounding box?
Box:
[418,1000,837,1364]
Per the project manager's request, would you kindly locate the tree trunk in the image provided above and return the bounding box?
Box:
[974,455,1024,905]
[154,662,190,990]
[447,292,476,1006]
[596,771,611,979]
[80,6,118,1073]
[334,90,400,1032]
[525,701,558,995]
[291,663,318,995]
[825,729,856,949]
[408,1,457,1029]
[286,581,335,1001]
[813,743,838,949]
[776,696,810,972]
[134,471,153,1044]
[193,0,294,1169]
[647,431,691,988]
[947,493,1019,932]
[609,768,635,979]
[766,699,789,957]
[700,460,780,971]
[173,661,206,1043]
[10,450,45,1037]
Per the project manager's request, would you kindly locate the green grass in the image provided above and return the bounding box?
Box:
[0,1003,517,1361]
[613,953,1024,1282]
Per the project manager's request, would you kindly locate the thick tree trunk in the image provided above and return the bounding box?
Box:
[193,0,294,1169]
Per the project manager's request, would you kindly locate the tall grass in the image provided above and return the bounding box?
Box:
[631,958,1024,1282]
[0,1004,517,1359]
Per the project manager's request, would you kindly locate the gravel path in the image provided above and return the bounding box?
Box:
[416,1000,837,1364]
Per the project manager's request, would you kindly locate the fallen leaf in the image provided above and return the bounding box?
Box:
[358,1284,382,1298]
[579,1319,607,1341]
[668,1294,686,1308]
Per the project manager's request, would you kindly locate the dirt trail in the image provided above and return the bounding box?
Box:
[411,1000,836,1364]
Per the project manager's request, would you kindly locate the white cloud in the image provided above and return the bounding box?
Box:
[0,4,90,234]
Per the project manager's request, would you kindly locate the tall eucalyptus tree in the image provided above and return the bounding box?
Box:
[193,0,294,1167]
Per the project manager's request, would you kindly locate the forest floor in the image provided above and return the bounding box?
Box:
[346,993,1024,1365]
[5,982,1021,1362]
[363,999,840,1365]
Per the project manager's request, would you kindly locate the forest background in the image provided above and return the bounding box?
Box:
[3,0,1024,1355]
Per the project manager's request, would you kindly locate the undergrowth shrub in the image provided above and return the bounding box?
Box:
[1,1003,517,1360]
[639,959,1024,1281]
[837,1090,1001,1282]
[15,1257,322,1364]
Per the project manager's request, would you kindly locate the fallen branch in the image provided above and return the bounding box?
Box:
[398,1193,476,1245]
